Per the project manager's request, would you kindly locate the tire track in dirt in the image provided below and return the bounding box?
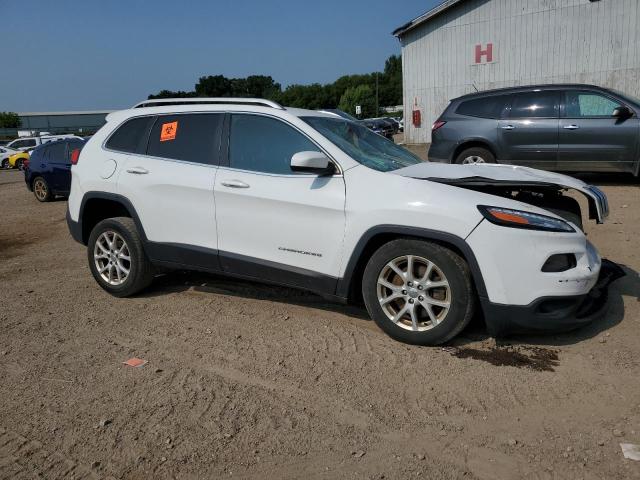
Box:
[0,426,112,480]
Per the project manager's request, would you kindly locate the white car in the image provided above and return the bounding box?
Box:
[67,98,615,345]
[0,146,18,169]
[6,134,83,152]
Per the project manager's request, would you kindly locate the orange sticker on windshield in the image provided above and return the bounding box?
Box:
[160,121,178,141]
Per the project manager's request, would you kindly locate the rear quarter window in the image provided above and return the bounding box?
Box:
[455,95,509,119]
[47,142,67,161]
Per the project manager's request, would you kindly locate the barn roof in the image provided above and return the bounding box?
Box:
[392,0,468,37]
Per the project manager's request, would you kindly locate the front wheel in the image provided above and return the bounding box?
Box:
[1,159,8,169]
[454,147,495,165]
[362,239,476,345]
[87,217,154,297]
[15,159,24,170]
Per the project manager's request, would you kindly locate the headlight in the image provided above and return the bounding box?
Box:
[477,205,575,233]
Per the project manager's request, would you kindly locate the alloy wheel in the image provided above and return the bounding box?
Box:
[93,231,131,286]
[376,255,451,331]
[462,155,485,164]
[33,179,48,201]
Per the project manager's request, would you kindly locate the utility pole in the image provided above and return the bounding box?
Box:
[375,72,379,116]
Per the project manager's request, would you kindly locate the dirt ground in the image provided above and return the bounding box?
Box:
[1,167,639,480]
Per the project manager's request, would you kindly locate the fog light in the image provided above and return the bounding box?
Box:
[541,254,577,272]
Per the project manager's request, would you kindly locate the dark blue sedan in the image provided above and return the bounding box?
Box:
[24,138,84,202]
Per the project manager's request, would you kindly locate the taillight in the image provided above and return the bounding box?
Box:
[432,120,446,132]
[23,158,29,169]
[70,149,80,165]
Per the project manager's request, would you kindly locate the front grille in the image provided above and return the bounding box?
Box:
[586,185,609,219]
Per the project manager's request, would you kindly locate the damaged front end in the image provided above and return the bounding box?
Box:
[394,163,609,225]
[425,178,607,229]
[393,163,621,336]
[482,259,625,336]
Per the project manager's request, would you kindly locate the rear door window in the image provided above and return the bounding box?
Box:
[146,113,223,165]
[105,116,154,154]
[229,114,320,174]
[563,91,622,117]
[510,91,559,118]
[456,95,509,119]
[47,142,67,162]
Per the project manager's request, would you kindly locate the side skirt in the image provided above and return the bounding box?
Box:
[146,241,344,302]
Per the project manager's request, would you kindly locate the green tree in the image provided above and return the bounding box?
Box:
[379,54,402,106]
[278,83,334,109]
[195,75,233,97]
[146,54,402,112]
[0,112,20,128]
[147,90,194,99]
[338,85,376,118]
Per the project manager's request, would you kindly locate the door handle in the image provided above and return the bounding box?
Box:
[126,167,149,174]
[501,125,515,130]
[563,125,580,130]
[221,179,250,188]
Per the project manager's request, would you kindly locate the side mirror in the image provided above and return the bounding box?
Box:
[612,106,632,118]
[290,151,333,174]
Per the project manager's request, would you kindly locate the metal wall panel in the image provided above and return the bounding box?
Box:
[399,0,640,144]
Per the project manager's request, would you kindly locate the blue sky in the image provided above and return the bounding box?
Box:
[0,0,441,112]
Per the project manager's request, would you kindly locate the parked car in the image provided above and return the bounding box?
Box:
[6,134,83,152]
[0,146,18,169]
[398,118,404,132]
[24,138,85,201]
[383,117,401,134]
[363,118,394,138]
[67,97,616,346]
[429,84,640,175]
[7,151,30,170]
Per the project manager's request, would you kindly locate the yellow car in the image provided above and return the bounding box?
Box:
[7,151,29,170]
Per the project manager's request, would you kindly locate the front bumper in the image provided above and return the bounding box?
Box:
[483,259,625,336]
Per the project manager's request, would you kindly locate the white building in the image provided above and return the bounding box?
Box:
[394,0,640,144]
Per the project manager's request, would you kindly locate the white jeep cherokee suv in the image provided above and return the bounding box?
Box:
[67,98,615,345]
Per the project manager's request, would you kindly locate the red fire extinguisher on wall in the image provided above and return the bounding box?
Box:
[412,109,421,128]
[412,98,421,127]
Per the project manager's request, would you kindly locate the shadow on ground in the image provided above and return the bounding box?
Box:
[140,270,371,321]
[137,261,639,349]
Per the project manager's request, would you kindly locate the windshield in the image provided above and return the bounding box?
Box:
[302,116,422,172]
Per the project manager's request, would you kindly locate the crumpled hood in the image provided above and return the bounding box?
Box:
[393,163,609,223]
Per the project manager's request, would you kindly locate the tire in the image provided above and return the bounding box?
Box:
[16,159,24,171]
[1,159,7,169]
[32,176,51,202]
[87,217,154,297]
[454,147,495,165]
[362,239,476,346]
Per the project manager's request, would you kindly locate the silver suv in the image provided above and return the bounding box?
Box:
[429,84,640,176]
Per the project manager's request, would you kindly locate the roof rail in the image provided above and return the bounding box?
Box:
[132,97,285,110]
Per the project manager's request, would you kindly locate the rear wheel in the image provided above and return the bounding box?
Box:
[87,217,154,297]
[32,177,51,202]
[15,159,24,170]
[1,159,8,169]
[362,239,476,345]
[455,147,495,165]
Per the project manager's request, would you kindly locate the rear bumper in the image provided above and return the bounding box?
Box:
[66,207,84,244]
[483,259,625,336]
[24,171,32,190]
